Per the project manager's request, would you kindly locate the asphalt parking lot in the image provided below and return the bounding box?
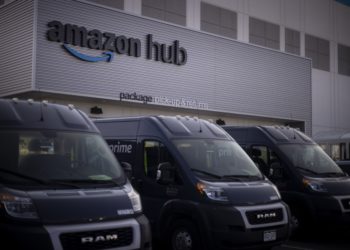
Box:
[153,227,350,250]
[273,227,350,250]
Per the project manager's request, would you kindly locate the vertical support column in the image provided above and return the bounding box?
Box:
[280,26,285,52]
[237,0,249,43]
[186,0,201,30]
[124,0,142,15]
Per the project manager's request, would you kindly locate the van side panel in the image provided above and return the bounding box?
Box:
[107,139,137,163]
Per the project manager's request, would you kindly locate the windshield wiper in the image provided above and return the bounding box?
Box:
[295,167,346,178]
[318,172,345,177]
[190,168,222,179]
[59,179,121,186]
[222,175,262,181]
[295,166,320,175]
[0,168,80,188]
[0,168,49,185]
[45,180,83,188]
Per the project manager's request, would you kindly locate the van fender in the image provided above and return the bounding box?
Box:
[155,199,213,248]
[282,192,316,224]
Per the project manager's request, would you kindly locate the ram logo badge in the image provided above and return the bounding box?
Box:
[81,234,118,244]
[256,212,276,219]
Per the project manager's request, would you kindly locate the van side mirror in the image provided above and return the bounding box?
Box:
[121,162,132,179]
[156,162,175,185]
[270,161,283,179]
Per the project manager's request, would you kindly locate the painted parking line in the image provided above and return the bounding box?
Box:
[280,244,313,250]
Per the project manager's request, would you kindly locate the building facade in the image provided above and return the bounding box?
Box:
[1,0,347,136]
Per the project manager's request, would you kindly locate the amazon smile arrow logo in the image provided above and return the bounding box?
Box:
[63,44,114,62]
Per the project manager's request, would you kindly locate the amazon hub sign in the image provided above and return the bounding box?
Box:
[46,21,187,65]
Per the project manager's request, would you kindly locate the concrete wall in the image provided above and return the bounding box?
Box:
[33,0,311,132]
[6,0,347,135]
[124,0,350,135]
[0,0,35,96]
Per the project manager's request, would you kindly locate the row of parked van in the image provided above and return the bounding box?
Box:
[1,98,349,250]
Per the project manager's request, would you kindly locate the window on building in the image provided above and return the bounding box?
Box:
[340,142,346,160]
[285,28,300,55]
[249,17,280,50]
[200,2,237,39]
[331,144,340,161]
[0,0,5,6]
[86,0,124,10]
[305,34,330,71]
[142,0,186,26]
[338,44,350,76]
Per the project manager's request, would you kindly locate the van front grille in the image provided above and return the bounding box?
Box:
[60,227,133,250]
[341,198,350,210]
[246,208,283,225]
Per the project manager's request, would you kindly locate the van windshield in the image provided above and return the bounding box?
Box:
[174,139,263,181]
[0,131,125,187]
[279,144,345,177]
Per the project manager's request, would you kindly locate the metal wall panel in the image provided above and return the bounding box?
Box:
[34,0,311,132]
[0,0,34,96]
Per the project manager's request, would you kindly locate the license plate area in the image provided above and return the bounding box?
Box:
[263,230,276,242]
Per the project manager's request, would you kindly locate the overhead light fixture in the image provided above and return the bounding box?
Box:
[90,106,103,114]
[216,118,225,125]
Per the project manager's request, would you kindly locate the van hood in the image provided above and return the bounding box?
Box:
[209,180,281,205]
[309,176,350,195]
[28,188,134,224]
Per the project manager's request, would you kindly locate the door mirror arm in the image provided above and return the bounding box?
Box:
[156,162,175,185]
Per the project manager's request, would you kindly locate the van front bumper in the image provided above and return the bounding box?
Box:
[307,194,350,226]
[199,202,291,250]
[0,214,151,250]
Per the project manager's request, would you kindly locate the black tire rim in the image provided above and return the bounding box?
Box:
[291,214,300,229]
[172,228,193,250]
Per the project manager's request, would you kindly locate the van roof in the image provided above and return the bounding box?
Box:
[223,125,313,143]
[94,115,231,139]
[0,98,98,132]
[313,130,350,142]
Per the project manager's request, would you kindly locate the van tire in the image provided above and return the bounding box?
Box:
[290,206,310,239]
[168,219,203,250]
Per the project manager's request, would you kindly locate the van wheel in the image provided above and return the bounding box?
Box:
[291,213,300,230]
[169,220,202,250]
[290,207,310,239]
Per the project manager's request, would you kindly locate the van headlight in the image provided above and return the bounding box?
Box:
[302,178,327,192]
[124,183,142,213]
[196,182,229,202]
[0,193,39,219]
[271,184,282,199]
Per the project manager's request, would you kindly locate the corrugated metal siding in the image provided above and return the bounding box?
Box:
[0,0,34,96]
[35,0,311,132]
